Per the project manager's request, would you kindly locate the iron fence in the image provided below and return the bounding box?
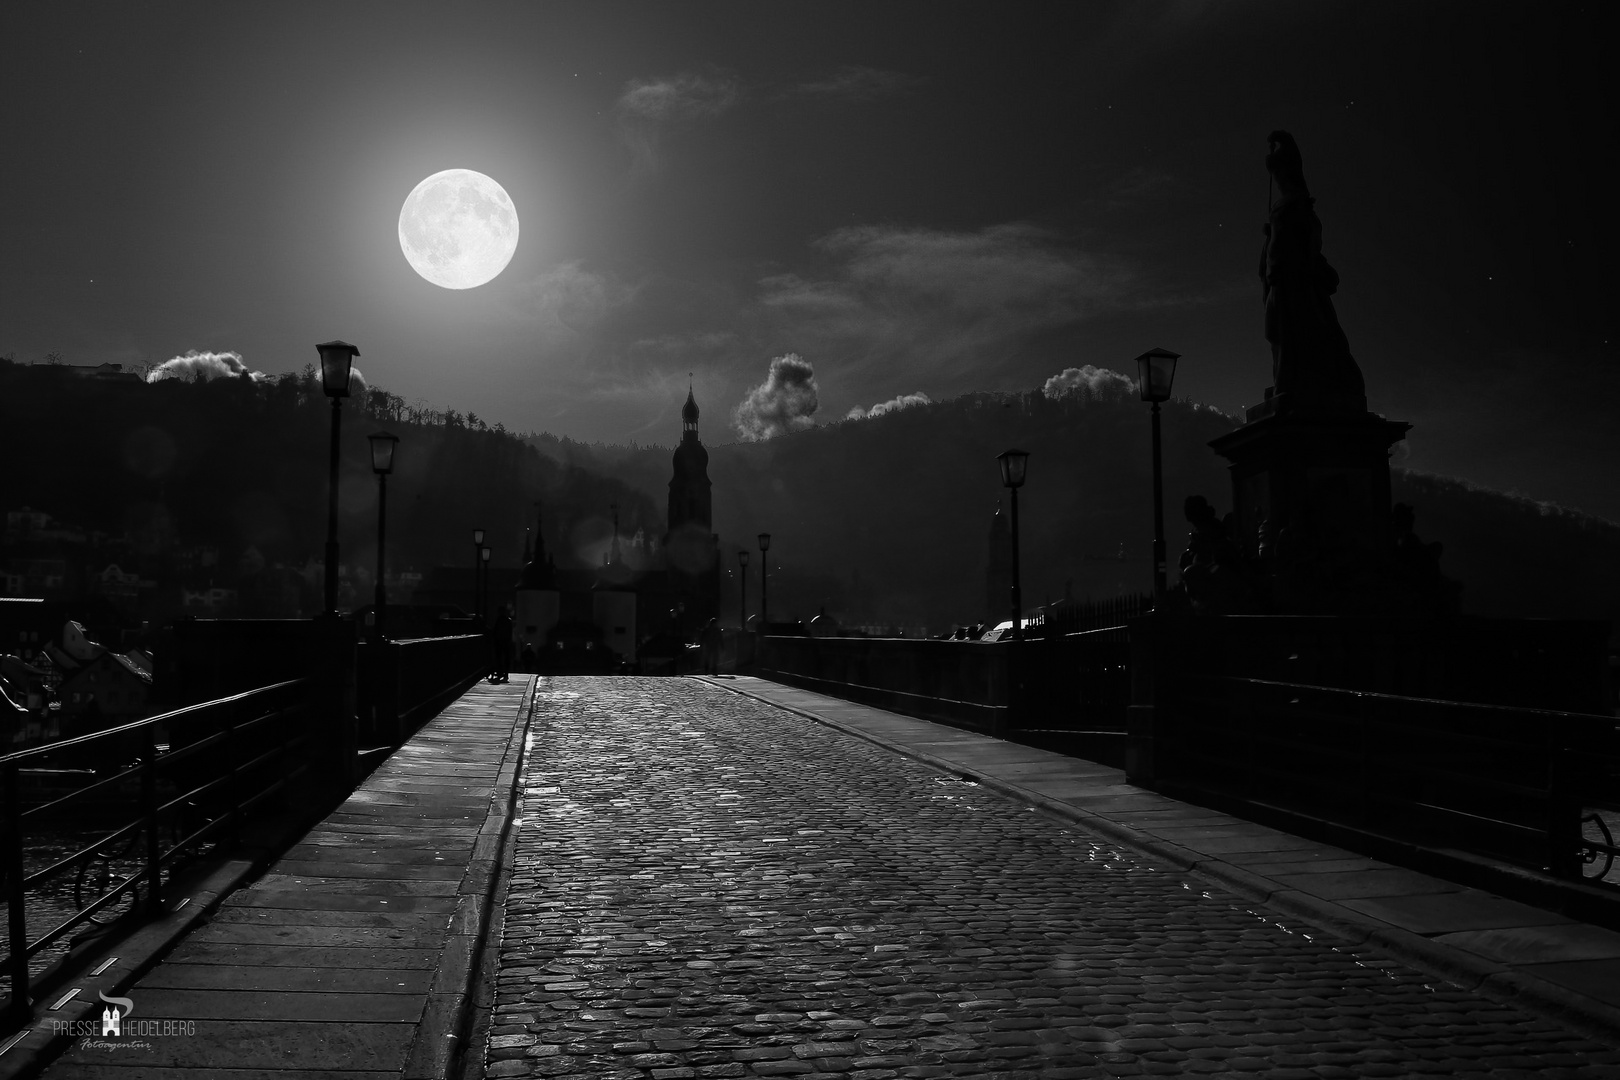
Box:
[356,634,490,749]
[0,678,316,1023]
[1166,674,1620,882]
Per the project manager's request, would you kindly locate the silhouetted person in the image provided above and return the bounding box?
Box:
[489,606,514,683]
[701,618,721,676]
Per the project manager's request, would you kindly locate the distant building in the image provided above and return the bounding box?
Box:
[5,507,50,539]
[34,361,140,382]
[507,386,722,669]
[59,650,151,719]
[3,506,92,546]
[182,586,239,615]
[7,557,68,597]
[89,563,154,611]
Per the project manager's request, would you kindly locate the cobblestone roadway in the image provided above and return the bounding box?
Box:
[484,678,1619,1079]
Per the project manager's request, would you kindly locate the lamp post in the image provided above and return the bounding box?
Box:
[316,341,359,615]
[480,546,491,622]
[367,431,399,641]
[738,550,750,629]
[997,450,1030,640]
[472,527,484,618]
[1135,347,1181,605]
[757,533,771,632]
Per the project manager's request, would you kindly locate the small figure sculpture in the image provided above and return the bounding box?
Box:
[1260,131,1368,414]
[1391,503,1444,584]
[1179,496,1247,612]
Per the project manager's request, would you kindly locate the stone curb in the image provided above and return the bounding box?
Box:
[405,676,537,1080]
[698,676,1620,1049]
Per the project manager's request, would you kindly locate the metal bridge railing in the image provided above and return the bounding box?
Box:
[0,678,316,1024]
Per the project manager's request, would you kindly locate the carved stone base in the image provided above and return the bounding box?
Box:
[1209,404,1411,568]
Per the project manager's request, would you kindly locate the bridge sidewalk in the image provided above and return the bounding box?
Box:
[704,674,1620,1042]
[34,675,534,1079]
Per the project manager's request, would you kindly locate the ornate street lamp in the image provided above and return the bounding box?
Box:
[480,545,491,622]
[1135,347,1181,605]
[757,533,771,632]
[738,550,750,630]
[367,431,399,641]
[997,450,1030,641]
[472,527,485,619]
[316,340,359,615]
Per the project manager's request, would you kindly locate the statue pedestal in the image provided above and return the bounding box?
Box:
[1210,398,1410,565]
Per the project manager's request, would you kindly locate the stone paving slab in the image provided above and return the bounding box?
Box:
[1440,924,1620,965]
[707,675,1620,1042]
[35,676,534,1078]
[68,1070,397,1080]
[1340,891,1575,934]
[479,675,1620,1080]
[133,988,425,1022]
[139,965,435,995]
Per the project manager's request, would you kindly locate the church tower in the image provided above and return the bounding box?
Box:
[664,384,718,627]
[668,386,713,534]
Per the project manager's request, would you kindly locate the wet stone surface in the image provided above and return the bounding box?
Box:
[484,677,1618,1079]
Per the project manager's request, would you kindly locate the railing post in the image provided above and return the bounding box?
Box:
[1126,612,1173,786]
[312,616,359,800]
[3,761,30,1022]
[142,721,163,915]
[383,641,403,747]
[1547,744,1587,880]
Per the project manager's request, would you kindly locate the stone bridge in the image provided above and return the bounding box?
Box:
[9,675,1620,1078]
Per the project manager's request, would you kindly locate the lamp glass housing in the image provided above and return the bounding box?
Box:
[480,546,491,563]
[316,340,359,399]
[473,528,485,545]
[758,532,771,552]
[739,550,750,566]
[1135,347,1181,403]
[368,431,399,474]
[997,449,1030,489]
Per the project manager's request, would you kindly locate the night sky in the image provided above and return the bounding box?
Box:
[6,2,1615,517]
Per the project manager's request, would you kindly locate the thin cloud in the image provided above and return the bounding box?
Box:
[511,262,634,333]
[793,66,923,101]
[629,330,738,355]
[617,71,740,177]
[757,223,1133,380]
[733,353,820,441]
[617,72,739,122]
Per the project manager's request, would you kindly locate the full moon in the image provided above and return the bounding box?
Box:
[398,169,519,289]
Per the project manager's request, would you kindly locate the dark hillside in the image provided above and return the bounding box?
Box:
[551,389,1620,629]
[0,362,657,580]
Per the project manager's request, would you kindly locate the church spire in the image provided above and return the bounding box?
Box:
[681,376,700,441]
[518,501,553,589]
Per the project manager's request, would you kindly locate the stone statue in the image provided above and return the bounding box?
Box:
[1259,131,1367,414]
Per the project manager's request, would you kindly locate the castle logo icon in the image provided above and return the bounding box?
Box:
[98,991,134,1036]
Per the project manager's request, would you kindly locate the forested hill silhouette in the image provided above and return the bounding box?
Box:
[5,355,1612,631]
[532,386,1620,630]
[0,360,660,582]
